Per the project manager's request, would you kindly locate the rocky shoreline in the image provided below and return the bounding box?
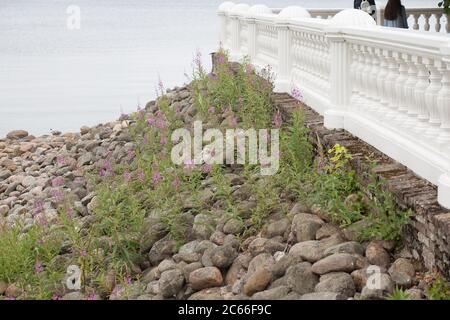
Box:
[0,82,437,300]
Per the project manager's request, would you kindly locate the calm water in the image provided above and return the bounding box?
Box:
[0,0,435,137]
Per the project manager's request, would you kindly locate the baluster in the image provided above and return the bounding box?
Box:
[413,14,420,30]
[435,13,442,33]
[368,47,381,112]
[446,14,450,33]
[392,53,410,126]
[413,56,430,135]
[358,45,369,109]
[424,14,431,31]
[349,45,358,111]
[424,58,443,146]
[352,45,364,109]
[375,48,389,118]
[402,54,419,129]
[384,50,399,121]
[437,61,450,150]
[359,46,369,102]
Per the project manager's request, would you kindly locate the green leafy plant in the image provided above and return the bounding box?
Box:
[427,276,450,300]
[387,287,411,300]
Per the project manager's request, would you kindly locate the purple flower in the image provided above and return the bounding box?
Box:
[273,111,283,129]
[137,170,145,182]
[208,106,215,114]
[123,171,132,183]
[80,250,88,258]
[202,163,212,174]
[111,286,123,298]
[101,159,112,175]
[35,262,44,274]
[51,176,65,188]
[183,159,195,171]
[160,136,168,146]
[56,155,66,166]
[291,87,303,102]
[172,136,181,145]
[216,54,225,65]
[86,293,98,301]
[127,149,135,161]
[172,177,181,190]
[124,275,132,285]
[33,201,44,217]
[155,118,167,130]
[52,294,62,300]
[194,51,202,68]
[147,116,156,126]
[228,116,238,128]
[152,170,162,186]
[137,106,145,119]
[51,189,64,203]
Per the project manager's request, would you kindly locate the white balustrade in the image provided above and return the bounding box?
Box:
[218,3,450,209]
[273,7,450,34]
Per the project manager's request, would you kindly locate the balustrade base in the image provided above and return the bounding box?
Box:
[438,174,450,208]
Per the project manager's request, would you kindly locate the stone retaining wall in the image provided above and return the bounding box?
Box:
[273,92,450,279]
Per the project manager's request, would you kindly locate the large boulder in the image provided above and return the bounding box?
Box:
[311,253,360,275]
[315,272,355,299]
[189,267,223,291]
[159,269,185,298]
[285,262,319,295]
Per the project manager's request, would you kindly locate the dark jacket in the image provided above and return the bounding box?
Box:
[354,0,377,19]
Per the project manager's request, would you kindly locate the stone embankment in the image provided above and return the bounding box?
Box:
[0,85,437,300]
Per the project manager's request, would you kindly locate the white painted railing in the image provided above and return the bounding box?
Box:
[218,2,450,209]
[272,7,450,33]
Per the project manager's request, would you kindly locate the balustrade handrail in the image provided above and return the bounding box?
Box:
[227,5,450,33]
[218,2,450,209]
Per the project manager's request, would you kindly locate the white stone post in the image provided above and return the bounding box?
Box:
[274,6,311,93]
[324,9,376,129]
[246,5,272,65]
[324,31,352,129]
[228,4,250,61]
[274,22,291,93]
[218,2,235,47]
[438,47,450,209]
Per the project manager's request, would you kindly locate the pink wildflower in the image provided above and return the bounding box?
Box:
[137,170,145,182]
[229,116,238,128]
[184,159,195,171]
[127,149,135,161]
[86,293,98,301]
[202,163,212,174]
[35,261,44,274]
[123,171,132,183]
[273,111,283,128]
[51,176,65,188]
[172,176,181,190]
[208,106,215,114]
[147,116,156,126]
[51,189,64,203]
[152,170,162,186]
